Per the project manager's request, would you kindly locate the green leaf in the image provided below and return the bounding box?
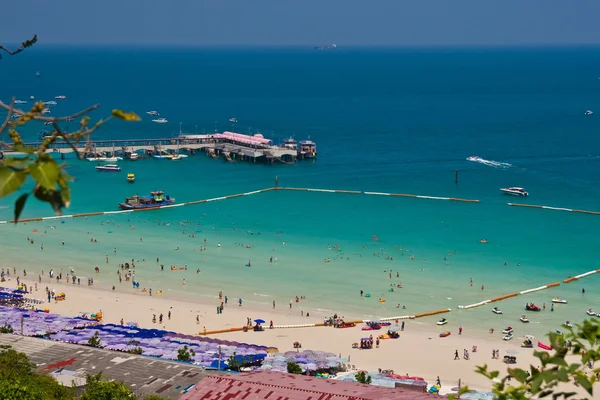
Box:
[509,368,529,384]
[11,144,34,155]
[13,194,28,223]
[29,160,60,190]
[0,167,26,197]
[574,374,593,394]
[33,185,66,214]
[2,157,30,168]
[111,109,141,121]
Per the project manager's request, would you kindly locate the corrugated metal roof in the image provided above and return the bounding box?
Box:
[179,371,433,400]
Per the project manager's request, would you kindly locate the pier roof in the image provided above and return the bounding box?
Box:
[215,131,272,145]
[179,371,433,400]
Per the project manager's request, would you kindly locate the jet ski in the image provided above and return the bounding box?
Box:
[520,315,530,323]
[502,326,513,334]
[587,309,597,316]
[437,318,448,326]
[503,333,513,341]
[564,321,573,328]
[552,297,567,304]
[492,307,503,314]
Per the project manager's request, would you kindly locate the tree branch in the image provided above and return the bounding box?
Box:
[0,35,38,58]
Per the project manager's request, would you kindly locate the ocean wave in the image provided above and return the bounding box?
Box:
[466,156,512,169]
[252,293,271,297]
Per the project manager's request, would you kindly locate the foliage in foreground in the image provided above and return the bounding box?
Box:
[0,36,140,221]
[450,318,600,399]
[355,370,372,385]
[0,345,166,399]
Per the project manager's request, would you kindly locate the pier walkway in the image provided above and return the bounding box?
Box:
[0,134,299,162]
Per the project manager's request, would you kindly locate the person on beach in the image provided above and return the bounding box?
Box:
[454,350,459,360]
[458,326,463,335]
[273,300,275,309]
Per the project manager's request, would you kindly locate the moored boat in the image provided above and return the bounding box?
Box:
[152,118,168,124]
[551,297,567,304]
[586,309,596,316]
[118,190,175,210]
[129,153,139,161]
[502,326,513,334]
[520,315,530,323]
[492,307,503,314]
[436,318,448,326]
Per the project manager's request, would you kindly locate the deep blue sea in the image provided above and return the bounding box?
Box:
[1,46,600,336]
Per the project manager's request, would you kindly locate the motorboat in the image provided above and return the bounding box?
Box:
[492,307,503,315]
[44,100,57,105]
[29,95,35,100]
[146,111,159,117]
[171,154,185,160]
[55,95,67,100]
[118,190,175,210]
[525,303,541,312]
[152,118,168,123]
[552,297,567,304]
[564,321,572,328]
[502,326,513,334]
[585,110,593,115]
[229,117,238,123]
[520,315,530,323]
[586,309,596,316]
[127,173,135,183]
[96,164,121,172]
[39,130,52,140]
[42,108,50,114]
[436,318,448,326]
[11,113,21,119]
[152,153,173,159]
[500,187,528,197]
[129,153,139,161]
[502,333,513,341]
[14,100,27,104]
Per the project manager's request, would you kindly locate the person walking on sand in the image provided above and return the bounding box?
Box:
[454,350,459,360]
[458,326,463,335]
[273,300,275,309]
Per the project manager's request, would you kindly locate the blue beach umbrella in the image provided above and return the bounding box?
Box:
[254,319,266,324]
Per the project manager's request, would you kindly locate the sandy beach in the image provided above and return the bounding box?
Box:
[9,276,549,394]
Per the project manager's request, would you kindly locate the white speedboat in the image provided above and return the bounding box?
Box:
[55,95,67,100]
[171,154,185,160]
[552,297,567,304]
[520,315,530,323]
[585,110,593,115]
[586,309,596,316]
[146,111,159,117]
[152,118,168,123]
[436,318,448,326]
[44,100,57,105]
[503,333,513,341]
[11,113,22,119]
[502,326,513,334]
[492,307,503,315]
[500,187,528,197]
[44,121,53,125]
[29,95,35,100]
[564,321,572,328]
[14,100,27,104]
[95,164,121,172]
[42,108,51,114]
[153,154,173,159]
[229,117,238,123]
[129,153,139,161]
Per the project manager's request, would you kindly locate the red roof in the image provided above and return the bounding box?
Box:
[178,371,433,400]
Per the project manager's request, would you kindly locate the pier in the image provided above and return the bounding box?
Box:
[0,131,317,164]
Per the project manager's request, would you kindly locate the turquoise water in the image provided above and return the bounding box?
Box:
[1,46,600,337]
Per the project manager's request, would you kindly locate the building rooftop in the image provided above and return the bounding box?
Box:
[179,371,434,400]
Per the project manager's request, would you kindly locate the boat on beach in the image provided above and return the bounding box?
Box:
[500,187,528,196]
[520,315,530,323]
[436,318,448,326]
[492,307,503,314]
[118,190,175,210]
[96,164,121,172]
[502,326,513,334]
[586,309,596,316]
[502,333,513,341]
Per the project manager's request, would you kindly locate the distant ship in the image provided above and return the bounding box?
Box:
[314,44,337,50]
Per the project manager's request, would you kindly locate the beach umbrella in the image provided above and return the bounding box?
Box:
[254,319,266,324]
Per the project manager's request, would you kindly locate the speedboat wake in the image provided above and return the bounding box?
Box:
[466,156,512,169]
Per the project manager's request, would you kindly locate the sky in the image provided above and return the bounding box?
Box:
[1,0,599,47]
